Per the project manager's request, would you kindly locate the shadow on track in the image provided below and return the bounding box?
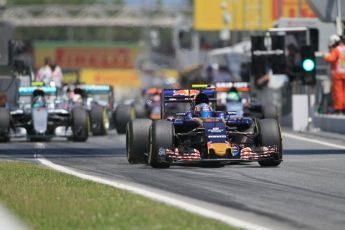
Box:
[0,149,36,159]
[0,147,126,159]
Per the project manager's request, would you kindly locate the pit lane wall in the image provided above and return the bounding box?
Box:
[34,41,142,101]
[313,114,345,134]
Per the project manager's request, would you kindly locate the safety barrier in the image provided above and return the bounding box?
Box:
[313,113,345,134]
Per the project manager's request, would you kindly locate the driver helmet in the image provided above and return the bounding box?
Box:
[226,87,240,102]
[32,96,45,108]
[194,92,212,118]
[226,91,240,102]
[194,103,212,119]
[195,92,209,105]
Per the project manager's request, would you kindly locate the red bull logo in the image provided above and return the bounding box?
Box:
[173,89,200,97]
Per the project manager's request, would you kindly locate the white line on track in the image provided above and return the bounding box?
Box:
[37,156,271,230]
[0,204,27,230]
[282,132,345,149]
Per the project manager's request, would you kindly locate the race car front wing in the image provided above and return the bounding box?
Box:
[162,146,279,163]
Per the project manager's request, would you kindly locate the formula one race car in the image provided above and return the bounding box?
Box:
[126,88,282,168]
[132,88,162,119]
[215,82,278,119]
[2,85,89,141]
[77,84,114,136]
[114,87,162,134]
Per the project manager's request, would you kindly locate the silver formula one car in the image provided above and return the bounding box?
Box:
[3,85,89,141]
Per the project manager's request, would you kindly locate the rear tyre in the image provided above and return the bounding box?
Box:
[90,105,108,136]
[0,108,10,142]
[134,103,147,118]
[114,104,134,134]
[71,107,89,142]
[257,119,282,167]
[263,106,278,120]
[148,120,174,168]
[126,119,152,164]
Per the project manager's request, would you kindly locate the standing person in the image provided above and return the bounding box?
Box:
[206,63,218,84]
[323,34,345,114]
[50,63,63,88]
[286,44,301,82]
[36,57,52,85]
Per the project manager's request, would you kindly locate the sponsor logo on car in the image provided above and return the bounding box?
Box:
[209,127,223,133]
[158,147,166,156]
[173,89,200,97]
[231,144,239,156]
[208,135,227,138]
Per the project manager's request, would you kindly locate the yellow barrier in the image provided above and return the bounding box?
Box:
[193,0,315,31]
[79,69,140,88]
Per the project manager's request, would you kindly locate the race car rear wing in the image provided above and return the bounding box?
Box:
[161,88,217,118]
[78,85,112,94]
[142,87,162,96]
[162,88,216,103]
[18,86,57,96]
[215,82,250,92]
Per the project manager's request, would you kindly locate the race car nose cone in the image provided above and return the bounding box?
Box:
[208,143,229,157]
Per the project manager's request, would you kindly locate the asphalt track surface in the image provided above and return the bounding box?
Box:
[1,130,345,230]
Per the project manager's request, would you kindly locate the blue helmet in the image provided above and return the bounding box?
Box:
[226,87,240,102]
[195,103,212,118]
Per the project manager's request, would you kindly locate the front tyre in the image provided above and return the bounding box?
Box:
[126,119,152,164]
[263,106,278,120]
[90,105,108,136]
[71,107,89,142]
[0,108,10,142]
[148,120,174,168]
[257,119,282,167]
[114,104,134,134]
[134,103,147,118]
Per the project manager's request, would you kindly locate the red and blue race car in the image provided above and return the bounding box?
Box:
[126,88,282,168]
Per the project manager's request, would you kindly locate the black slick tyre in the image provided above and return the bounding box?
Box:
[71,107,89,142]
[114,104,134,134]
[126,119,152,164]
[148,120,173,168]
[90,105,107,136]
[257,119,282,167]
[263,106,278,120]
[134,103,147,118]
[0,107,10,142]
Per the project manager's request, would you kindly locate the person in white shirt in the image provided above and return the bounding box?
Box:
[36,57,52,85]
[50,63,63,88]
[36,58,63,88]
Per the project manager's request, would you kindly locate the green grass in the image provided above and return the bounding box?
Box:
[0,161,237,230]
